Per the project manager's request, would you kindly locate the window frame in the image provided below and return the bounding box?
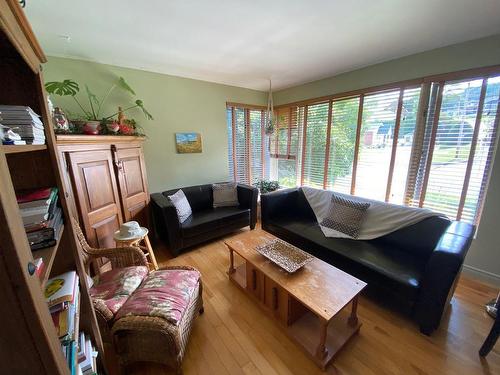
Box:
[273,64,500,225]
[226,103,267,184]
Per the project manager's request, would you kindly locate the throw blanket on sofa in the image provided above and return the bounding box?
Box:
[302,186,443,239]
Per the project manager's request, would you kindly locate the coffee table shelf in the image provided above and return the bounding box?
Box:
[225,229,367,370]
[287,309,361,368]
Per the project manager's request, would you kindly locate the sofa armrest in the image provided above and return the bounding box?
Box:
[261,188,299,227]
[150,193,183,255]
[414,221,474,334]
[237,184,258,229]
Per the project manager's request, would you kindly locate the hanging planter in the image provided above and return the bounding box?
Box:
[265,79,276,135]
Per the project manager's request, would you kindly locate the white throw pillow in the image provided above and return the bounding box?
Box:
[167,189,192,223]
[212,182,239,207]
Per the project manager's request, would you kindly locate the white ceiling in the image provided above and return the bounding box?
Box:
[25,0,500,91]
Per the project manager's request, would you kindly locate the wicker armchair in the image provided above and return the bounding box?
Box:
[72,218,150,342]
[71,218,204,373]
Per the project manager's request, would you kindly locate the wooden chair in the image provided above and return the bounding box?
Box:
[71,218,204,373]
[479,292,500,357]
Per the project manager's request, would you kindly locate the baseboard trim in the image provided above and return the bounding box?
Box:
[463,264,500,287]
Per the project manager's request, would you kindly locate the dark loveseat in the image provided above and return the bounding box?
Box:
[261,187,475,334]
[151,183,258,256]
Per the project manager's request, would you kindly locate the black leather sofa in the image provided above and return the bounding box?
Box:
[151,183,258,256]
[261,187,475,335]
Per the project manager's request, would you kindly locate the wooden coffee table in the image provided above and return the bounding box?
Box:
[225,230,367,370]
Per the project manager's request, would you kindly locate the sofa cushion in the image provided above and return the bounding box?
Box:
[373,216,451,258]
[213,182,239,207]
[167,189,192,223]
[181,207,249,238]
[320,194,370,238]
[164,184,213,212]
[90,266,149,315]
[266,218,426,299]
[116,269,201,325]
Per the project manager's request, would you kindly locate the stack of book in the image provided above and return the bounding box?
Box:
[45,271,81,374]
[16,187,63,250]
[77,332,98,375]
[0,105,46,145]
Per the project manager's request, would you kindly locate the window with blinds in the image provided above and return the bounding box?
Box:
[227,67,500,226]
[226,105,269,185]
[301,102,329,188]
[269,107,301,187]
[326,97,359,194]
[409,75,500,224]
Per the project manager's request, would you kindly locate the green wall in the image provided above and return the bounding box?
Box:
[275,34,500,104]
[43,57,266,193]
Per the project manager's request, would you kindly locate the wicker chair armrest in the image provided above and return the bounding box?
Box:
[93,298,115,322]
[87,246,149,268]
[159,265,199,272]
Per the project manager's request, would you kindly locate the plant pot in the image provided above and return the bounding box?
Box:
[83,121,101,135]
[107,121,120,134]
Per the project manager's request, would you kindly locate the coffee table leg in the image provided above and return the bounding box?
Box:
[316,319,329,361]
[228,248,235,274]
[348,296,359,327]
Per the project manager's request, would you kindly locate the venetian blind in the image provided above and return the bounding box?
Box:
[325,97,360,193]
[410,75,500,224]
[301,102,329,188]
[227,105,267,184]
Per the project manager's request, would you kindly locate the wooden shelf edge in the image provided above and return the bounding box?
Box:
[56,134,146,144]
[34,224,65,287]
[3,144,47,154]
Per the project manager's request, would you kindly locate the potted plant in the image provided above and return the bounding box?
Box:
[254,179,280,194]
[45,77,153,135]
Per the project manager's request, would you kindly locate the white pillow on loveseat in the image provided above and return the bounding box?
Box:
[167,189,192,223]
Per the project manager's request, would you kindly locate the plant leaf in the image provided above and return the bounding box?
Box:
[135,99,153,120]
[117,77,136,96]
[85,85,100,107]
[45,80,79,96]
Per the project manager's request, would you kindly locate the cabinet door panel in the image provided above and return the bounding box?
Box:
[113,146,150,226]
[67,150,122,273]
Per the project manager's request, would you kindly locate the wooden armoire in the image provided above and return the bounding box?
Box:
[56,135,150,273]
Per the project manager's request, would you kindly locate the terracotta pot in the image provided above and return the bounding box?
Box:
[83,121,101,135]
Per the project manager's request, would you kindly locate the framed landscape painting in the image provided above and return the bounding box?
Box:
[175,132,202,153]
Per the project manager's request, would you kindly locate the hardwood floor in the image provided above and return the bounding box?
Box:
[118,227,499,375]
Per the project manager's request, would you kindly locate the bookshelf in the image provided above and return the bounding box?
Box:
[37,224,64,286]
[0,0,106,374]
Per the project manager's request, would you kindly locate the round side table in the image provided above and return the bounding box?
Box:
[114,230,159,271]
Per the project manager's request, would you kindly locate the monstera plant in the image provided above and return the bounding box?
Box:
[45,77,153,122]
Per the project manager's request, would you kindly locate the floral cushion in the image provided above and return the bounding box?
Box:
[116,269,201,325]
[89,266,149,315]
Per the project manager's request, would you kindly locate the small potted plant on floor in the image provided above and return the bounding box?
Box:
[254,179,280,220]
[254,179,280,194]
[45,77,153,135]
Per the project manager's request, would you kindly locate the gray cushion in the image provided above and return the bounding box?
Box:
[167,189,192,223]
[320,194,370,239]
[212,182,239,207]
